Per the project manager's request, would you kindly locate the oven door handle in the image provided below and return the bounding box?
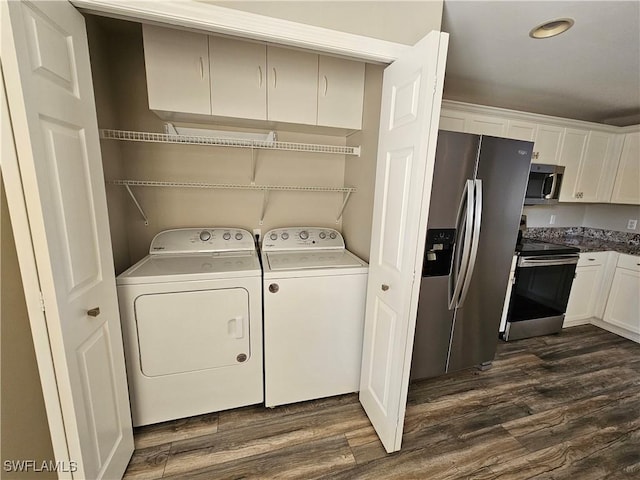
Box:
[448,179,474,310]
[518,255,579,267]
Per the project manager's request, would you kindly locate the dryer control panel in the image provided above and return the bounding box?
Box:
[262,228,344,251]
[149,228,255,254]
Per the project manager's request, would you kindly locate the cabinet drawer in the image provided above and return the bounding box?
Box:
[577,251,608,267]
[617,254,640,272]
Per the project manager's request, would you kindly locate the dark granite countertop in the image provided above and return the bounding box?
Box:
[524,227,640,256]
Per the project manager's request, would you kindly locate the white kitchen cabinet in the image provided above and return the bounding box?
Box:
[439,109,466,132]
[142,24,211,116]
[507,120,563,165]
[209,36,267,120]
[317,56,365,129]
[267,46,318,125]
[465,113,507,137]
[559,129,621,203]
[610,131,640,205]
[601,254,640,342]
[564,252,610,326]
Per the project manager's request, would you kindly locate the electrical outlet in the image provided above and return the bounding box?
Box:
[253,228,262,242]
[550,214,556,225]
[627,219,638,230]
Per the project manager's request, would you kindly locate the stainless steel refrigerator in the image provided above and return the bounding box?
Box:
[410,131,533,380]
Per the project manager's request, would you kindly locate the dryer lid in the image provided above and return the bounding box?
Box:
[117,251,261,285]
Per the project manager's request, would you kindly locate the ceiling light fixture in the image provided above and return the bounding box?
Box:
[529,18,574,39]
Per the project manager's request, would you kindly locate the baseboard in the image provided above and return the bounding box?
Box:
[590,318,640,344]
[562,318,591,328]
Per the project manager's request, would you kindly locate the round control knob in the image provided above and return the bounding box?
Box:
[319,231,326,239]
[281,232,289,240]
[270,233,278,241]
[223,232,231,240]
[299,230,309,240]
[199,230,211,241]
[329,232,337,239]
[235,232,243,240]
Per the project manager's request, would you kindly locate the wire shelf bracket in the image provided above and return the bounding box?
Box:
[109,180,356,226]
[100,129,361,156]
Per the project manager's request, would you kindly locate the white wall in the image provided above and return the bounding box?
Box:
[523,203,640,233]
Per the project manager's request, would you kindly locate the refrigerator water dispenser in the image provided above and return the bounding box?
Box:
[422,228,456,277]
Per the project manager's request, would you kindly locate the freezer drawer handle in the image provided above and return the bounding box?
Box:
[87,307,100,317]
[269,283,279,293]
[381,284,390,291]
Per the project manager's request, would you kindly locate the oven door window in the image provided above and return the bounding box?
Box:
[508,262,577,322]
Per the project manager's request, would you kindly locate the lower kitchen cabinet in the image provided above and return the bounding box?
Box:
[564,252,612,326]
[599,254,640,342]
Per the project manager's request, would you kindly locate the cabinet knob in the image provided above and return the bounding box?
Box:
[269,283,279,293]
[87,307,100,317]
[381,284,390,292]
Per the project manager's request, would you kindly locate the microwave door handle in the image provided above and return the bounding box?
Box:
[544,173,558,199]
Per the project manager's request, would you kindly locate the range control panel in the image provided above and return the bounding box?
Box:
[149,228,255,254]
[262,228,344,251]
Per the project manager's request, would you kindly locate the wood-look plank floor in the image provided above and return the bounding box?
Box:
[123,325,640,479]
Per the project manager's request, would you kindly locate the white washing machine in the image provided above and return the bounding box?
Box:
[261,227,368,407]
[116,228,263,426]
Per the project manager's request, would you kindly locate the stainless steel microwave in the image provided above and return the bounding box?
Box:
[524,164,564,205]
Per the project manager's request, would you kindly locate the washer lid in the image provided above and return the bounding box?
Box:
[266,249,367,271]
[117,251,261,285]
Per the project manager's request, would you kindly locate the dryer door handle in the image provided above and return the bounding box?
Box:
[228,316,245,339]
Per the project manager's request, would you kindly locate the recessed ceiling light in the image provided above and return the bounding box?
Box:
[529,18,574,39]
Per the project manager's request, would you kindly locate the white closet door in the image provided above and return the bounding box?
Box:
[1,1,133,478]
[359,31,448,453]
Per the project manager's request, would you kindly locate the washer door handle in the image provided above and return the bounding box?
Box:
[269,283,279,293]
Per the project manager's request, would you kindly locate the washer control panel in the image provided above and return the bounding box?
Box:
[149,228,255,254]
[262,228,344,251]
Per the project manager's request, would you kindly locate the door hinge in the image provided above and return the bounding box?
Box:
[39,291,45,312]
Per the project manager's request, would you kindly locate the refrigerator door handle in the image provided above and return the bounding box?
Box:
[458,179,483,307]
[448,180,474,310]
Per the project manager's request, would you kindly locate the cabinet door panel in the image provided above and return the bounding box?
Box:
[142,25,211,115]
[439,110,466,132]
[535,125,564,165]
[603,267,640,334]
[575,131,615,202]
[267,46,318,125]
[507,120,536,141]
[558,128,588,202]
[317,56,364,129]
[565,265,602,322]
[465,114,507,136]
[611,131,640,204]
[210,36,266,120]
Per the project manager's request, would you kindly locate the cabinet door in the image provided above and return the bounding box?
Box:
[439,109,466,132]
[558,128,588,202]
[534,124,564,165]
[611,131,640,204]
[465,114,507,136]
[603,267,640,335]
[317,56,364,129]
[565,264,603,323]
[209,36,267,120]
[142,25,211,115]
[574,131,619,202]
[267,46,318,125]
[507,120,536,141]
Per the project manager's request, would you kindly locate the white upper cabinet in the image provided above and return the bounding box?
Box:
[317,56,365,129]
[465,114,507,137]
[267,46,318,125]
[611,131,640,204]
[143,24,211,115]
[439,110,466,132]
[507,120,563,165]
[559,129,621,203]
[209,36,267,120]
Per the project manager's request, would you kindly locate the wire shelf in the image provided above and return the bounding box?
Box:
[100,129,361,156]
[108,180,355,193]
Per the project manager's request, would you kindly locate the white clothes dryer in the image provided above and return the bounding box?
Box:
[261,227,368,407]
[117,228,262,426]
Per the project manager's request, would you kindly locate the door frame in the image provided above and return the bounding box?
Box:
[71,0,411,63]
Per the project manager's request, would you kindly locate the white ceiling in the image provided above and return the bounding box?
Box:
[441,1,640,126]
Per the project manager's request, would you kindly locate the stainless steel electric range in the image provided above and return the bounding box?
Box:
[502,239,580,341]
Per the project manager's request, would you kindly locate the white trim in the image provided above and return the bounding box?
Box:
[1,64,73,479]
[71,0,410,63]
[591,318,640,344]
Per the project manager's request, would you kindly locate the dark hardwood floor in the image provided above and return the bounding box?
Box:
[123,325,640,479]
